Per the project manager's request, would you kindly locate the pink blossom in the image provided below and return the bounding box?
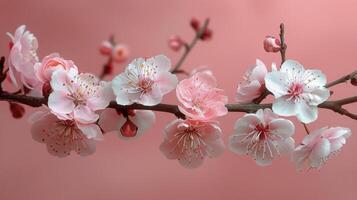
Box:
[112,55,178,106]
[236,59,274,103]
[292,127,351,170]
[112,44,129,63]
[34,53,77,84]
[99,109,155,140]
[7,25,41,89]
[160,119,225,169]
[176,71,228,121]
[30,111,101,157]
[168,35,184,51]
[263,36,281,53]
[229,109,295,166]
[265,60,330,123]
[48,68,113,124]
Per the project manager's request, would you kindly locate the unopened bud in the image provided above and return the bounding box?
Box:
[112,44,129,63]
[190,17,200,31]
[263,36,281,53]
[120,119,138,137]
[200,28,212,41]
[99,41,113,55]
[168,35,184,51]
[9,102,25,119]
[8,42,14,50]
[351,76,357,86]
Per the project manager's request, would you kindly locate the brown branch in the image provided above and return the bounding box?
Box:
[279,23,287,64]
[171,18,210,73]
[325,70,357,88]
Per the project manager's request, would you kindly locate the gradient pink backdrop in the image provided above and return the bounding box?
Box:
[0,0,357,199]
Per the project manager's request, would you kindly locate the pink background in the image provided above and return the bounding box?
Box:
[0,0,357,199]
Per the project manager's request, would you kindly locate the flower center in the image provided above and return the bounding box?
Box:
[289,83,304,98]
[137,78,154,92]
[255,124,270,140]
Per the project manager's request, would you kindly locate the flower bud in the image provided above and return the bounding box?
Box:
[42,82,52,99]
[351,76,357,86]
[112,44,129,63]
[99,41,113,55]
[190,17,200,31]
[9,102,25,119]
[168,35,184,51]
[120,119,138,137]
[200,28,212,41]
[263,36,281,53]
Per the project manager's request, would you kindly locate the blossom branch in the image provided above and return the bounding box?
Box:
[171,18,210,73]
[279,23,287,64]
[325,70,357,88]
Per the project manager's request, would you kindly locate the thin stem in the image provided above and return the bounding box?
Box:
[279,23,287,64]
[325,70,357,88]
[171,18,210,73]
[302,123,310,134]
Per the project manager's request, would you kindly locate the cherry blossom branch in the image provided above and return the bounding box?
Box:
[171,18,210,73]
[325,70,357,88]
[279,23,287,64]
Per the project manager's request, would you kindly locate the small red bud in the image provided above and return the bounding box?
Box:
[120,119,138,137]
[351,77,357,86]
[127,109,136,117]
[102,62,114,76]
[200,28,213,41]
[9,102,25,119]
[190,17,200,31]
[99,41,113,56]
[168,35,184,51]
[263,36,281,53]
[8,42,14,50]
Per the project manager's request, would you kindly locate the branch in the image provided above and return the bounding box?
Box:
[325,70,357,88]
[319,96,357,120]
[279,23,287,64]
[171,18,210,73]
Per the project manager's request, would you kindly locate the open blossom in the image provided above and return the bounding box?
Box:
[236,59,274,103]
[229,109,295,166]
[112,55,178,106]
[30,111,100,157]
[292,127,351,170]
[48,68,113,124]
[34,53,77,84]
[265,60,330,123]
[7,25,41,89]
[99,109,155,140]
[160,119,225,169]
[176,71,228,121]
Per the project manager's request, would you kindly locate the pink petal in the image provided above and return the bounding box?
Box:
[77,123,103,140]
[48,91,75,115]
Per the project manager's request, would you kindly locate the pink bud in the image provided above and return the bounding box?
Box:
[168,35,184,51]
[9,102,25,119]
[120,119,138,137]
[112,44,129,63]
[351,76,357,86]
[190,17,200,31]
[263,36,281,53]
[99,41,113,55]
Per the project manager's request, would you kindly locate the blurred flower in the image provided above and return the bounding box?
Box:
[200,28,212,41]
[9,102,25,119]
[34,53,77,84]
[112,55,178,106]
[99,108,155,140]
[292,127,351,170]
[263,36,281,53]
[168,35,184,51]
[190,17,213,41]
[48,68,113,125]
[160,119,225,169]
[7,25,41,90]
[236,59,272,103]
[229,109,295,166]
[176,71,228,121]
[99,40,113,56]
[112,44,129,63]
[265,60,330,124]
[31,111,100,157]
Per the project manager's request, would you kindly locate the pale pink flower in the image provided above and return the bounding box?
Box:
[265,60,330,124]
[99,108,155,140]
[229,109,295,166]
[236,59,274,103]
[176,71,228,121]
[292,127,351,170]
[30,111,101,157]
[160,119,225,169]
[112,44,129,63]
[112,55,178,106]
[7,25,41,89]
[34,53,77,84]
[263,36,281,53]
[48,68,113,124]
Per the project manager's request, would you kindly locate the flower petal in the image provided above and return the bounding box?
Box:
[74,105,99,124]
[296,102,318,124]
[48,91,75,115]
[272,97,297,116]
[264,71,289,98]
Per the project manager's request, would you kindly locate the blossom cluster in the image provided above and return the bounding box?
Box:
[3,23,353,171]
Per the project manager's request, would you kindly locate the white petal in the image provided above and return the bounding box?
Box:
[155,72,178,94]
[131,110,156,133]
[280,60,305,77]
[296,102,318,124]
[272,97,297,116]
[48,91,75,114]
[264,71,289,98]
[269,118,295,138]
[309,138,331,168]
[77,123,103,140]
[73,105,99,123]
[276,137,295,154]
[303,70,327,88]
[153,54,171,72]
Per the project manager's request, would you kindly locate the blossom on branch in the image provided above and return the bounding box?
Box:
[229,108,295,166]
[99,109,155,140]
[176,71,228,121]
[112,55,178,106]
[30,111,100,157]
[263,36,281,53]
[160,119,225,169]
[7,25,41,90]
[292,127,351,170]
[265,60,330,123]
[48,68,113,124]
[99,40,129,63]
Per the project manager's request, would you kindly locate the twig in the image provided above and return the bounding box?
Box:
[302,123,310,134]
[171,18,210,73]
[279,23,287,64]
[325,70,357,88]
